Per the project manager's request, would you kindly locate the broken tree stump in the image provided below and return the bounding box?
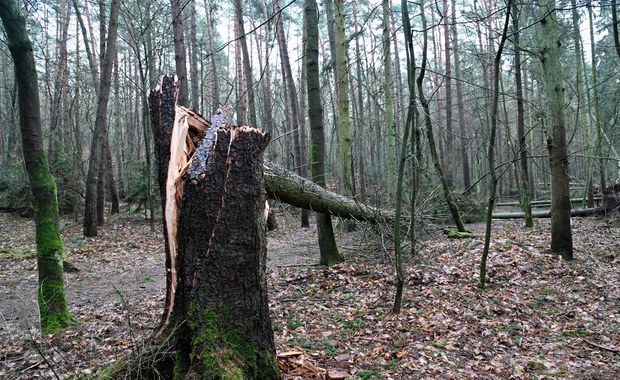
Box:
[149,76,280,379]
[173,125,279,379]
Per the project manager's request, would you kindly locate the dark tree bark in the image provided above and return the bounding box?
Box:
[171,0,189,106]
[173,127,278,379]
[540,0,573,260]
[274,0,309,228]
[451,0,470,191]
[613,0,620,60]
[234,0,257,127]
[83,0,121,237]
[512,3,533,228]
[150,77,177,334]
[0,0,71,333]
[149,79,279,378]
[306,0,344,266]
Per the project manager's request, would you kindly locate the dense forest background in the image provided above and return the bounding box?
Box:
[0,0,618,224]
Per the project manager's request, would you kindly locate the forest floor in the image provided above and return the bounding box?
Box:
[0,209,619,379]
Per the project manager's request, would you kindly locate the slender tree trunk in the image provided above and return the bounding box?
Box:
[451,0,470,192]
[0,0,71,333]
[541,0,573,260]
[234,0,258,128]
[48,0,70,167]
[306,0,344,266]
[613,0,620,60]
[204,1,219,110]
[512,4,533,227]
[259,0,276,161]
[383,0,396,197]
[274,0,309,228]
[189,0,199,108]
[417,1,466,233]
[171,0,189,106]
[334,0,355,200]
[570,0,594,207]
[353,3,366,200]
[479,1,511,289]
[442,0,454,187]
[96,136,107,225]
[83,0,121,237]
[587,5,605,193]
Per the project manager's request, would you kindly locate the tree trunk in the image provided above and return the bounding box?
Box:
[274,0,309,228]
[173,127,279,380]
[334,0,355,199]
[451,0,470,192]
[234,0,258,128]
[541,0,573,260]
[306,0,344,266]
[587,5,606,194]
[571,0,594,208]
[83,0,121,237]
[383,0,396,198]
[204,0,219,110]
[442,0,454,187]
[171,0,189,106]
[0,0,71,333]
[189,0,199,108]
[479,1,511,289]
[48,0,70,168]
[417,2,466,233]
[263,161,396,223]
[149,79,279,379]
[613,0,620,60]
[512,3,533,228]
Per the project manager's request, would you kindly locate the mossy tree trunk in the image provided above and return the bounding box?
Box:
[0,0,71,333]
[540,0,573,260]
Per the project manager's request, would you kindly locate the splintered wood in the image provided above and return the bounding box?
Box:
[161,106,210,330]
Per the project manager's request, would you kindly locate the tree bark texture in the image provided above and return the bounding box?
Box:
[172,127,278,379]
[540,1,573,260]
[264,161,396,223]
[171,0,189,106]
[306,0,343,266]
[150,78,279,378]
[0,0,71,333]
[149,76,177,334]
[83,0,121,237]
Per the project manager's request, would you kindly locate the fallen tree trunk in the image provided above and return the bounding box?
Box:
[263,161,395,223]
[495,197,601,208]
[492,208,599,219]
[492,185,620,219]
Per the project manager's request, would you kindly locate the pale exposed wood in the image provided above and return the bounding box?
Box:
[160,105,210,333]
